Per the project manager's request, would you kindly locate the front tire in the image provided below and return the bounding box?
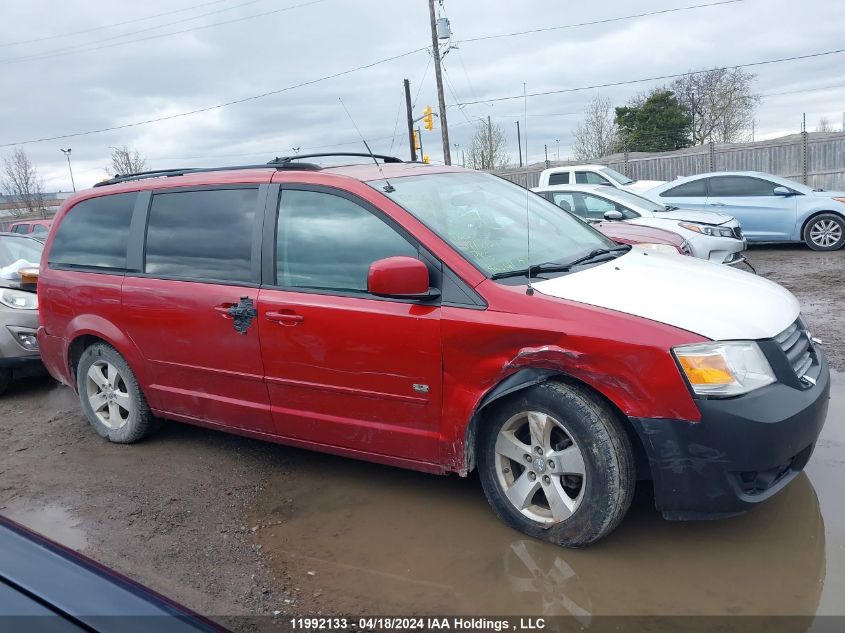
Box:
[0,368,10,397]
[803,213,845,251]
[478,381,635,548]
[76,343,157,443]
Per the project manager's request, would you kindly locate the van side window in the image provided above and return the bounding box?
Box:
[547,172,569,185]
[49,192,137,270]
[145,189,256,283]
[276,189,417,293]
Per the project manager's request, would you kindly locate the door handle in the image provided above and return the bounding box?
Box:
[213,304,234,319]
[709,202,726,207]
[265,310,304,325]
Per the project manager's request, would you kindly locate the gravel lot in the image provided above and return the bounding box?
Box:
[0,244,842,629]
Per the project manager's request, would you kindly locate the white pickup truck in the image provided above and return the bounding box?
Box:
[538,164,664,194]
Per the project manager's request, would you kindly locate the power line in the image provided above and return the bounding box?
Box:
[0,46,428,147]
[448,48,845,107]
[0,0,324,65]
[0,0,234,48]
[457,0,749,44]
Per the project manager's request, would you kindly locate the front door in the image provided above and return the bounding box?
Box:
[706,175,797,241]
[121,186,274,434]
[257,186,443,465]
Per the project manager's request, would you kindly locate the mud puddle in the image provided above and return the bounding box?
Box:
[2,501,89,550]
[254,371,844,617]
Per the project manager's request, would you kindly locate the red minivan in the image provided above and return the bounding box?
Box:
[37,155,830,547]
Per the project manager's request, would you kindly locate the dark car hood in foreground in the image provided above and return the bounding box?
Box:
[0,516,228,633]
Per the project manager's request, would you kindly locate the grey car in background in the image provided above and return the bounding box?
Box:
[0,233,42,395]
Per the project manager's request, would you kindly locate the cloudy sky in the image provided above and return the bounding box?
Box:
[1,0,843,191]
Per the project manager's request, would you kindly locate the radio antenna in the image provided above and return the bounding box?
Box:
[339,97,395,193]
[523,82,534,296]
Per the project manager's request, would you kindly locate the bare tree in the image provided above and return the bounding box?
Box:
[670,68,760,144]
[466,118,508,170]
[107,145,148,176]
[816,117,836,133]
[572,95,619,160]
[2,148,46,219]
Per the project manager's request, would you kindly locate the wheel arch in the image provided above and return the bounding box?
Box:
[462,368,649,479]
[65,316,150,393]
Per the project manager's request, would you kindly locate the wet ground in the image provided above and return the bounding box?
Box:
[0,244,843,627]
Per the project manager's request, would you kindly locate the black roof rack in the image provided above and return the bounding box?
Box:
[94,152,403,187]
[268,152,403,165]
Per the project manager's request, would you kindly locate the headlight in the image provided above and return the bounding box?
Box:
[636,243,681,255]
[678,222,736,238]
[673,341,775,397]
[0,288,38,310]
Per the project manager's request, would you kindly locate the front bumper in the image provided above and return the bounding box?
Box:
[630,346,830,520]
[0,307,41,374]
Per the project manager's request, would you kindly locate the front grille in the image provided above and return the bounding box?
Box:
[774,319,813,378]
[732,226,743,239]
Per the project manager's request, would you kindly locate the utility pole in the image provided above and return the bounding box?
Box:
[403,79,417,162]
[428,0,451,165]
[544,144,549,168]
[60,148,75,192]
[555,139,560,161]
[516,121,523,168]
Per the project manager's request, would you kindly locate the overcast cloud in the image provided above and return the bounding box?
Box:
[1,0,843,191]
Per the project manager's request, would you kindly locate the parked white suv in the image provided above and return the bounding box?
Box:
[533,184,746,265]
[538,164,665,193]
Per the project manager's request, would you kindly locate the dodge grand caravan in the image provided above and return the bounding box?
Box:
[37,155,830,547]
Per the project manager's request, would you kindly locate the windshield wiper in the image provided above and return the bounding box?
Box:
[490,261,575,280]
[561,244,631,268]
[490,245,630,280]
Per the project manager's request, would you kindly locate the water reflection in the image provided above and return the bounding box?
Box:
[255,457,825,618]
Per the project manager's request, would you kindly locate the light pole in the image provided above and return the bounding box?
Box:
[60,148,76,192]
[555,139,560,161]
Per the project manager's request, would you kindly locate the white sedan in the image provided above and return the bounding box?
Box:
[532,184,746,265]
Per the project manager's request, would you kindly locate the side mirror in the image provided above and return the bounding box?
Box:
[773,186,792,196]
[367,256,439,300]
[604,210,624,221]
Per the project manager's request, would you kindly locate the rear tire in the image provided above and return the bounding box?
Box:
[803,213,845,251]
[76,343,157,443]
[478,380,635,548]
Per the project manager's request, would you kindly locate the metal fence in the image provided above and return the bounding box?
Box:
[494,131,845,191]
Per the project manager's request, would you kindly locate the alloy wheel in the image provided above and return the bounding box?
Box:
[86,360,131,430]
[809,219,842,248]
[494,411,586,524]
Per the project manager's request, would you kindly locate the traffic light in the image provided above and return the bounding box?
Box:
[423,106,434,131]
[422,154,430,164]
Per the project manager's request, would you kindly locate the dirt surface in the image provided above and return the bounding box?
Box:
[744,244,845,371]
[1,244,843,629]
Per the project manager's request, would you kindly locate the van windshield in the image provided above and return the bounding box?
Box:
[369,172,615,277]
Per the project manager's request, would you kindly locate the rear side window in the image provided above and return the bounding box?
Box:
[661,179,706,197]
[547,172,569,185]
[49,192,137,270]
[709,176,777,197]
[145,188,257,283]
[276,189,417,293]
[12,225,28,234]
[31,224,48,236]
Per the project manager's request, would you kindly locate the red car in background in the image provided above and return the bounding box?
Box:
[593,220,691,255]
[8,219,52,238]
